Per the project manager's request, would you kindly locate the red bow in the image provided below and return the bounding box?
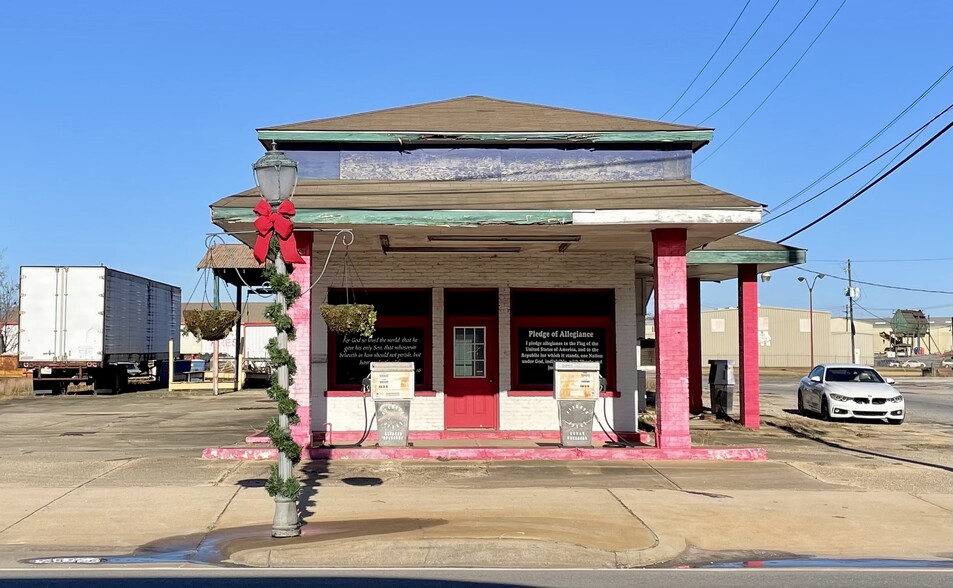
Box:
[253,199,305,264]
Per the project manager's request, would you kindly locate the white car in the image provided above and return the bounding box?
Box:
[797,364,904,425]
[942,359,953,368]
[901,359,926,368]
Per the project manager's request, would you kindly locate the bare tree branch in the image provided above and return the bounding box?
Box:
[0,253,18,355]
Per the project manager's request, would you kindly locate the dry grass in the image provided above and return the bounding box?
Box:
[0,377,32,397]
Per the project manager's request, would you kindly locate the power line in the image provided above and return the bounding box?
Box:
[696,0,822,125]
[778,120,952,243]
[811,257,953,263]
[658,0,752,120]
[854,304,953,311]
[740,104,952,233]
[672,0,781,122]
[796,268,953,295]
[694,0,847,168]
[763,66,953,213]
[853,301,893,323]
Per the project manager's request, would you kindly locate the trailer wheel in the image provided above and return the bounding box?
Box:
[93,369,122,395]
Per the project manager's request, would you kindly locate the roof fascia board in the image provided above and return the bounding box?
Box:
[687,249,807,265]
[258,129,714,145]
[572,209,761,225]
[212,208,574,226]
[212,207,759,227]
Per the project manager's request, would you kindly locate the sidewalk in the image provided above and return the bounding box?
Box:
[0,457,949,568]
[0,385,950,568]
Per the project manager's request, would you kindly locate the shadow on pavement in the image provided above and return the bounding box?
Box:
[5,578,534,587]
[774,422,953,473]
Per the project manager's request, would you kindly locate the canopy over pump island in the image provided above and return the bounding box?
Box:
[209,96,806,456]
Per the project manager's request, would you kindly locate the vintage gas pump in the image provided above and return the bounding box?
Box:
[553,361,601,447]
[369,362,415,447]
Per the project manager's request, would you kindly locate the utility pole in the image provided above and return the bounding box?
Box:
[846,259,857,364]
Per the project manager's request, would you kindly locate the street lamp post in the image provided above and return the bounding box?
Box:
[798,274,825,367]
[253,143,301,538]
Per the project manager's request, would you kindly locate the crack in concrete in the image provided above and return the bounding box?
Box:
[0,457,138,535]
[644,462,682,490]
[195,485,242,558]
[606,488,660,551]
[909,493,953,513]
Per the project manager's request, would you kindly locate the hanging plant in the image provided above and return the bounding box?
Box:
[182,309,239,341]
[320,303,377,338]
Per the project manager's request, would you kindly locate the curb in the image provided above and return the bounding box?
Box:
[229,535,686,568]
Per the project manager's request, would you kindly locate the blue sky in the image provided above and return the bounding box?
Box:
[1,0,950,321]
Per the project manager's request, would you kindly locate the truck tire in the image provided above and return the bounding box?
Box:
[93,369,122,395]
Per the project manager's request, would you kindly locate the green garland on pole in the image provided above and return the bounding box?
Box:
[263,239,304,500]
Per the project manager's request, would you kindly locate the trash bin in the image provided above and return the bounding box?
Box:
[707,360,735,419]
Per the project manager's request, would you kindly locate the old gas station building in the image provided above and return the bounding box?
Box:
[209,97,805,456]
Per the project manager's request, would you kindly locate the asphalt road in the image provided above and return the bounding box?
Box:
[1,567,952,588]
[759,376,953,427]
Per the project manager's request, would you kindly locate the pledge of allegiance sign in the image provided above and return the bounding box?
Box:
[517,327,606,385]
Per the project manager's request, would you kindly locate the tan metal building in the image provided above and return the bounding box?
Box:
[646,306,876,368]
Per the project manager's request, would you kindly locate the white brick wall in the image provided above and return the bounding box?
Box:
[310,250,642,433]
[498,395,626,431]
[321,395,445,435]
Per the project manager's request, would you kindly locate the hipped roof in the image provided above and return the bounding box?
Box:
[260,96,708,134]
[212,178,761,211]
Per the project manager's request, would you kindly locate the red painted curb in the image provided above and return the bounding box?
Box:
[202,447,277,460]
[206,443,765,463]
[307,446,767,461]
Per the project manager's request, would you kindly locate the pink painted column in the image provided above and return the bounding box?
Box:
[652,228,692,448]
[687,277,703,415]
[737,264,761,429]
[288,231,313,447]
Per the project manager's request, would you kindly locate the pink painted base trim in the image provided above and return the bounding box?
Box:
[308,446,767,461]
[312,429,650,444]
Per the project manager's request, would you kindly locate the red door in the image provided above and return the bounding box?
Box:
[444,317,498,429]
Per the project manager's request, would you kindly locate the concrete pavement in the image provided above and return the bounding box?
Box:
[0,380,950,568]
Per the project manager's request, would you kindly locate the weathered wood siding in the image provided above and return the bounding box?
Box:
[286,148,691,181]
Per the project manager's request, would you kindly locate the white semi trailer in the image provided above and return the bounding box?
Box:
[18,266,181,394]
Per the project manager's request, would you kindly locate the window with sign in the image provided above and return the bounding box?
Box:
[328,289,431,389]
[510,289,615,390]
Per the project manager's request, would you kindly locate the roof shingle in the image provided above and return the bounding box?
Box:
[261,96,709,134]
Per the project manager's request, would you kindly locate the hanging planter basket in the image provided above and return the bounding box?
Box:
[320,304,377,338]
[182,309,239,342]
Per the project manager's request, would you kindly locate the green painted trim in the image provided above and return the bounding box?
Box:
[212,207,574,226]
[687,250,807,265]
[257,129,713,144]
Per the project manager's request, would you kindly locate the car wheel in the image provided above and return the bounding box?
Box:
[820,397,831,421]
[797,390,805,416]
